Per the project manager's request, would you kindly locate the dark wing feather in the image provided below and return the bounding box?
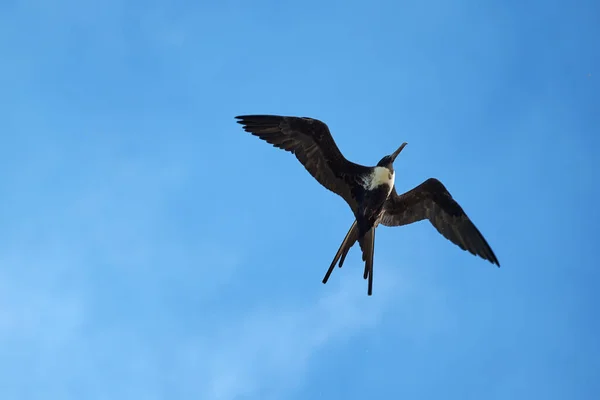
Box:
[380,178,500,266]
[235,115,370,210]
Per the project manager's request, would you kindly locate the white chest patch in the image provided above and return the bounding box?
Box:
[367,167,395,191]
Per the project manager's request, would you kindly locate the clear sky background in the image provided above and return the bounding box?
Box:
[1,0,598,399]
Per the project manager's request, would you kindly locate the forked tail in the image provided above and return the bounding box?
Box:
[322,220,377,296]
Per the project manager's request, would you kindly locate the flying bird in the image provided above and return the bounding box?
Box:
[235,115,499,295]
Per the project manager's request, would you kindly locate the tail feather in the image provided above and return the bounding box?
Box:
[322,220,358,284]
[322,220,377,296]
[360,229,376,296]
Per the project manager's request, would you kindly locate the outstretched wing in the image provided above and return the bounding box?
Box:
[235,115,370,210]
[380,178,500,266]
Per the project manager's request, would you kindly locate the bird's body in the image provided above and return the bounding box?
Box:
[355,166,396,237]
[235,114,499,295]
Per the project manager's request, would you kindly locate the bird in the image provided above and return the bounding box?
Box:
[235,114,500,296]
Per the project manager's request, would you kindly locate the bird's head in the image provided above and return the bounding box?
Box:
[377,142,408,170]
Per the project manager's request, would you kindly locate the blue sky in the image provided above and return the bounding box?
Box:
[1,0,598,399]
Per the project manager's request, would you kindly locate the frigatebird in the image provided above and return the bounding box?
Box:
[235,115,499,295]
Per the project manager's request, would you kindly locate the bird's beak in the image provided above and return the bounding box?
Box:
[391,142,408,162]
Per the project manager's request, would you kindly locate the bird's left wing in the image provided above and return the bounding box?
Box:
[380,178,500,266]
[235,115,370,210]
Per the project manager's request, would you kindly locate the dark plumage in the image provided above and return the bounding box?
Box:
[235,114,499,296]
[235,115,371,213]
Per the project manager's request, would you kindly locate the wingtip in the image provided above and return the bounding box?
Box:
[488,257,500,268]
[490,251,500,267]
[234,115,261,122]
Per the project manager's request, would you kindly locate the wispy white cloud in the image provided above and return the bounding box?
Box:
[0,127,406,399]
[0,242,401,399]
[193,271,399,400]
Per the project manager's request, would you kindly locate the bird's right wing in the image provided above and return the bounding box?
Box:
[380,178,500,266]
[235,115,370,209]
